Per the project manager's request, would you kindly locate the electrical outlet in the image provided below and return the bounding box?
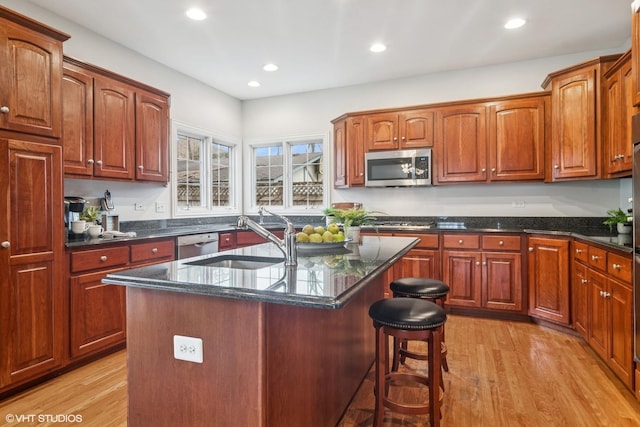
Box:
[511,200,525,208]
[173,335,203,363]
[134,202,144,211]
[155,202,166,213]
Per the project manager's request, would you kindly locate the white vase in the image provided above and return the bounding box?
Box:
[617,223,632,234]
[345,226,361,242]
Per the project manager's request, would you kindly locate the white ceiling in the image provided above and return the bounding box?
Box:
[24,0,632,100]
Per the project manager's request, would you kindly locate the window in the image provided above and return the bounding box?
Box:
[173,123,238,215]
[251,136,325,210]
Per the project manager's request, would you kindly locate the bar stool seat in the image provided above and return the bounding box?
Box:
[390,277,450,374]
[369,298,447,427]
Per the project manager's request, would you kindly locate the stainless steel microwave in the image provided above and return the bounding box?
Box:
[365,148,431,187]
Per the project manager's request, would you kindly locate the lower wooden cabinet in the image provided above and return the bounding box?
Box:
[527,236,570,324]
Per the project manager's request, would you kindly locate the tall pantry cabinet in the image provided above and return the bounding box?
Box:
[0,7,69,393]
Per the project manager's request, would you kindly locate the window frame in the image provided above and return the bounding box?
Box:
[247,133,328,215]
[171,120,241,217]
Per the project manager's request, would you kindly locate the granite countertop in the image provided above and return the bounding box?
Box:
[103,235,419,309]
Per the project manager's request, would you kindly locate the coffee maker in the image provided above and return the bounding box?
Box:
[64,196,86,238]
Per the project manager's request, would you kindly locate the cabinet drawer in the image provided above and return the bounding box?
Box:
[394,233,439,249]
[608,252,632,284]
[442,234,480,249]
[481,235,520,251]
[71,246,130,273]
[587,246,607,271]
[131,238,175,264]
[573,241,589,263]
[219,232,236,251]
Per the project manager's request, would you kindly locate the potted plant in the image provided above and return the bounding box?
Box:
[603,208,631,234]
[80,205,101,224]
[327,207,381,241]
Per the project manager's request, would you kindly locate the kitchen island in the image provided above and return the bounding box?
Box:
[104,235,418,427]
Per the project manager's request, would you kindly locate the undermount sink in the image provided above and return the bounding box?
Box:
[185,254,284,270]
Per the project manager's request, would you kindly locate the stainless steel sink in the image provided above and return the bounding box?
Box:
[185,254,284,270]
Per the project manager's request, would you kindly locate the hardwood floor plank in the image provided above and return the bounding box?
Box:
[1,315,639,426]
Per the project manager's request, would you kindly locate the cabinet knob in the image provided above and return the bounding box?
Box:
[599,290,604,297]
[528,247,534,252]
[604,292,611,298]
[393,137,398,141]
[96,160,103,166]
[0,106,9,114]
[482,261,487,266]
[591,255,599,261]
[458,239,463,244]
[138,165,144,170]
[476,261,481,265]
[581,279,588,284]
[0,241,10,248]
[359,172,364,176]
[575,249,583,254]
[100,255,107,262]
[554,164,559,169]
[491,168,496,173]
[499,240,504,246]
[151,248,158,254]
[87,159,94,164]
[481,168,486,173]
[612,263,621,270]
[401,136,406,141]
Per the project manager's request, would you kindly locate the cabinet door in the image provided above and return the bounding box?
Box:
[347,116,365,186]
[588,268,608,360]
[0,139,64,388]
[365,113,399,151]
[632,3,640,106]
[0,19,63,137]
[488,96,547,181]
[605,58,633,176]
[482,252,522,311]
[608,278,633,388]
[527,237,570,324]
[93,76,135,180]
[62,64,94,176]
[442,250,482,307]
[333,119,347,188]
[400,109,434,148]
[70,269,126,358]
[435,105,487,183]
[549,67,598,180]
[135,90,169,182]
[395,249,440,281]
[571,261,589,338]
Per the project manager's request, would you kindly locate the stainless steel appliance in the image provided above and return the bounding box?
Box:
[365,148,431,187]
[632,113,640,362]
[64,196,85,236]
[176,232,219,259]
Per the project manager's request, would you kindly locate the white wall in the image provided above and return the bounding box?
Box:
[2,0,630,219]
[242,49,631,217]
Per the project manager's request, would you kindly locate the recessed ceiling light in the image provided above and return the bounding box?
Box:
[504,17,526,29]
[369,43,387,53]
[248,81,261,87]
[263,63,279,72]
[186,8,207,21]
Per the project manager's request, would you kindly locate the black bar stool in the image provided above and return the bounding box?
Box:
[369,297,446,427]
[390,277,450,373]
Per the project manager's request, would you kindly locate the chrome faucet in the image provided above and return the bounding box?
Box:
[236,206,298,266]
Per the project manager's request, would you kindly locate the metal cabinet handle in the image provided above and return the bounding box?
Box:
[528,247,534,252]
[612,263,621,270]
[87,159,94,164]
[151,248,158,254]
[491,168,496,173]
[581,279,588,284]
[458,239,463,244]
[138,165,144,170]
[96,160,103,166]
[100,255,107,262]
[481,168,486,172]
[482,261,487,266]
[603,292,611,298]
[401,136,406,141]
[0,106,9,114]
[554,164,559,169]
[575,249,583,254]
[499,240,504,246]
[1,241,10,248]
[393,137,398,141]
[591,255,599,261]
[476,261,481,265]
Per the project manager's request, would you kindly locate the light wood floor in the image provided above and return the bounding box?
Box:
[2,315,640,426]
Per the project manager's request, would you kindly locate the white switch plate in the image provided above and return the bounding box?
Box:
[511,201,525,208]
[155,202,166,213]
[134,202,144,211]
[173,335,203,363]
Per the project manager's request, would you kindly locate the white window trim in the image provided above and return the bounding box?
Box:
[246,133,328,216]
[171,120,242,217]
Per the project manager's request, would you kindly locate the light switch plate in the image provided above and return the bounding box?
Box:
[173,335,203,363]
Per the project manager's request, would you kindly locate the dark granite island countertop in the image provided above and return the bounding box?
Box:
[104,235,418,427]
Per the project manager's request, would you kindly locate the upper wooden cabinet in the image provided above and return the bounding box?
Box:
[333,117,347,187]
[603,51,633,177]
[365,109,434,151]
[542,55,621,181]
[487,95,549,182]
[435,104,487,183]
[632,1,640,106]
[332,115,365,188]
[0,8,69,138]
[62,57,170,183]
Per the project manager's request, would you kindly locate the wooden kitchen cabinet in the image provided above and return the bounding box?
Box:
[542,55,621,181]
[62,57,170,182]
[603,51,633,177]
[332,115,368,188]
[435,104,488,183]
[0,9,68,138]
[364,109,434,151]
[527,236,570,325]
[632,1,640,106]
[219,232,237,251]
[392,233,440,281]
[0,139,65,390]
[487,94,548,182]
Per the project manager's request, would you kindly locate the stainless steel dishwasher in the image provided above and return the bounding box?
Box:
[176,232,219,259]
